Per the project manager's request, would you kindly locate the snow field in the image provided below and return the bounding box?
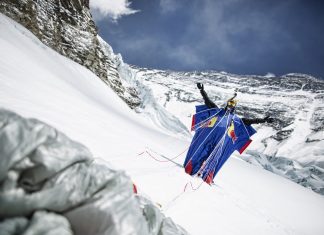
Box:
[1,13,324,235]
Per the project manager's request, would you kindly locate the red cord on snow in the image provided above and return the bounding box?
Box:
[183,181,204,192]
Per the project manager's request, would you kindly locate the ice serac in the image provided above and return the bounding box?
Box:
[0,109,188,235]
[0,0,140,108]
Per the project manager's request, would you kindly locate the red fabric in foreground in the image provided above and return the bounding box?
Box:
[239,139,252,154]
[185,160,193,175]
[191,115,196,131]
[133,183,138,194]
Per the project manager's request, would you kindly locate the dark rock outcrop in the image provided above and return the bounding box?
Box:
[0,0,141,108]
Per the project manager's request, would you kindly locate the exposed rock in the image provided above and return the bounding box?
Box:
[0,0,141,108]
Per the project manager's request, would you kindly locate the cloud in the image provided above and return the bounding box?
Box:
[121,37,159,52]
[180,0,297,67]
[90,0,139,21]
[168,45,203,67]
[159,0,181,13]
[117,35,203,69]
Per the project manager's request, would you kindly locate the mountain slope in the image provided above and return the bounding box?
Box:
[1,0,323,195]
[1,13,324,235]
[130,67,324,195]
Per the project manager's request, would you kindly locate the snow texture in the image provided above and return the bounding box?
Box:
[0,108,187,235]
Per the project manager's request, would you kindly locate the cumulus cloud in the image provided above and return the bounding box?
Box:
[90,0,139,21]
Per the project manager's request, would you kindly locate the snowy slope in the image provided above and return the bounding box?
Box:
[130,67,324,194]
[1,13,324,235]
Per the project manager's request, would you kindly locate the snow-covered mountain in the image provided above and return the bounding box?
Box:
[1,0,324,233]
[1,12,324,235]
[1,0,323,196]
[130,67,324,195]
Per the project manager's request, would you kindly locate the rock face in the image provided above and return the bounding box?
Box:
[0,0,141,108]
[0,109,188,235]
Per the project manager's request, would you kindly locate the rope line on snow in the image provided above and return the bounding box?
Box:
[162,180,205,212]
[142,150,172,163]
[101,109,231,210]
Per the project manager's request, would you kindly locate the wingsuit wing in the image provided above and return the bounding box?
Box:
[184,105,223,175]
[184,107,257,184]
[199,115,256,184]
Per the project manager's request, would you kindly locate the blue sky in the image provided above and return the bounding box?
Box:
[91,0,324,78]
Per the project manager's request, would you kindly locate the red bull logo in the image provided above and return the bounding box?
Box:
[191,116,218,131]
[207,117,217,127]
[200,116,218,128]
[227,122,237,142]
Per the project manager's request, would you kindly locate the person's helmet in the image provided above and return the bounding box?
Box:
[227,99,238,108]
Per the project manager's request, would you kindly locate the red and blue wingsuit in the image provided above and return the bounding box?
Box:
[183,83,273,184]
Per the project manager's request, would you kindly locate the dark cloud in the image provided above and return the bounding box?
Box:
[95,0,324,78]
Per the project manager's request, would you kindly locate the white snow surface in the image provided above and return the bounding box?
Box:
[130,67,324,194]
[1,13,324,235]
